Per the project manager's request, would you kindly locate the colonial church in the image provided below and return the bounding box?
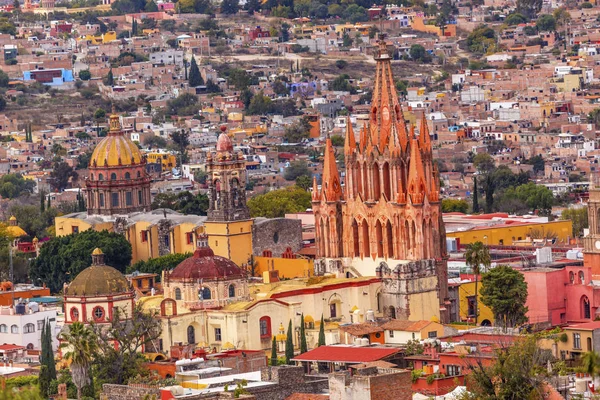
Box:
[54,111,253,267]
[312,35,449,323]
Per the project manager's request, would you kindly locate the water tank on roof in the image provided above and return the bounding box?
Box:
[15,303,25,315]
[366,310,375,322]
[360,338,369,347]
[28,302,39,313]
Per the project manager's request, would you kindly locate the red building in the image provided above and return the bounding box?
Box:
[248,26,270,41]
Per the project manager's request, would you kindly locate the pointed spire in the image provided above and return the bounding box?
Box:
[368,33,409,154]
[321,138,342,202]
[359,124,368,153]
[344,117,356,155]
[407,139,427,204]
[311,176,319,201]
[418,116,431,151]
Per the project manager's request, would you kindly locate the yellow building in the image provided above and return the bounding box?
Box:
[445,215,572,246]
[254,256,313,279]
[146,151,177,171]
[457,280,495,326]
[538,322,600,360]
[80,31,117,44]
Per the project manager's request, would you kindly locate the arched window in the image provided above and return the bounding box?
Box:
[570,271,575,284]
[0,324,7,333]
[228,284,235,298]
[389,306,396,319]
[11,325,18,333]
[137,171,141,178]
[110,173,117,180]
[201,287,211,300]
[98,173,104,181]
[187,325,195,344]
[582,296,591,319]
[579,271,585,284]
[259,316,271,338]
[70,308,79,321]
[175,288,182,300]
[23,323,35,333]
[92,306,105,321]
[125,172,131,180]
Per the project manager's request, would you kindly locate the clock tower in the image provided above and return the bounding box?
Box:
[584,174,600,279]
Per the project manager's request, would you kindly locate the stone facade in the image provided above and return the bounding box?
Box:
[252,218,303,257]
[328,368,412,400]
[311,35,449,323]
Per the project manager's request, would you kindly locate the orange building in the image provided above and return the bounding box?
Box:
[0,284,50,306]
[311,34,448,323]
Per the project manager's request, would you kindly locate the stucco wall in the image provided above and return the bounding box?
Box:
[252,218,303,257]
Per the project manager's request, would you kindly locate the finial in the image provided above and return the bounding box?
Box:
[111,103,116,115]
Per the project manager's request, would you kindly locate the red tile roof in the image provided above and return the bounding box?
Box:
[565,321,600,330]
[292,346,400,363]
[0,344,24,351]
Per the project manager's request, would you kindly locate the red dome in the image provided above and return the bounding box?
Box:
[216,133,233,152]
[169,246,245,281]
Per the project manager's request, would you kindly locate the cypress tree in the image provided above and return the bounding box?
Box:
[285,319,294,365]
[106,68,114,86]
[132,18,137,36]
[485,174,494,213]
[45,319,56,380]
[40,190,45,213]
[188,56,203,87]
[184,60,188,80]
[299,314,307,354]
[317,315,325,347]
[270,336,277,366]
[47,195,51,210]
[472,176,479,213]
[39,365,50,397]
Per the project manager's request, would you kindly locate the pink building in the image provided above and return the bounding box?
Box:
[523,264,599,326]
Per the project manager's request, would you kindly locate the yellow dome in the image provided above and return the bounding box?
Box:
[90,114,143,168]
[9,216,16,221]
[66,265,130,296]
[92,247,104,255]
[222,342,235,350]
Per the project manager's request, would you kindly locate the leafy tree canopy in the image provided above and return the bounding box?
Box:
[441,198,468,213]
[29,230,132,293]
[151,191,209,215]
[0,173,36,199]
[248,186,311,218]
[480,265,528,329]
[284,160,311,181]
[561,207,588,237]
[127,252,191,279]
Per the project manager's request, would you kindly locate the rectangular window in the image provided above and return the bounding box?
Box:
[428,331,438,338]
[138,190,143,205]
[389,330,394,338]
[111,193,119,207]
[141,231,148,242]
[37,320,44,330]
[186,232,193,245]
[72,226,79,234]
[330,303,337,318]
[215,328,222,341]
[99,193,104,207]
[126,191,133,206]
[574,333,581,349]
[467,296,477,318]
[447,365,461,376]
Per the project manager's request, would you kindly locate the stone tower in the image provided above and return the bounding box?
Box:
[311,34,448,322]
[85,110,151,216]
[204,132,253,268]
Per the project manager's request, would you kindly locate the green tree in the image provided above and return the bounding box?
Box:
[0,173,36,198]
[29,230,132,293]
[143,135,167,149]
[299,314,307,354]
[466,25,496,53]
[127,252,192,278]
[472,176,480,213]
[248,187,311,218]
[283,118,311,143]
[409,44,431,62]
[505,12,528,25]
[151,191,208,215]
[247,92,272,115]
[60,322,97,400]
[464,335,546,399]
[221,0,239,14]
[284,160,311,181]
[317,315,325,346]
[500,182,554,216]
[51,161,78,192]
[581,351,600,379]
[285,319,294,364]
[295,175,311,191]
[480,265,528,329]
[516,0,542,19]
[270,336,277,366]
[335,60,348,69]
[0,70,8,87]
[171,130,190,164]
[465,241,491,325]
[105,68,114,86]
[39,318,57,397]
[40,190,45,213]
[561,207,588,237]
[78,69,91,81]
[188,56,203,87]
[535,14,556,31]
[90,305,161,387]
[144,0,158,11]
[473,153,495,174]
[330,74,356,93]
[441,199,468,213]
[524,154,545,174]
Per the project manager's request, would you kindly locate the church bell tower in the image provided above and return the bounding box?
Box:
[203,130,253,268]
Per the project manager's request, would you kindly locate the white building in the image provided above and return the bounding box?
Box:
[149,50,184,65]
[0,303,59,353]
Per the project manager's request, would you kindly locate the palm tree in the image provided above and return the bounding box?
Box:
[60,322,97,400]
[464,241,491,325]
[582,351,600,387]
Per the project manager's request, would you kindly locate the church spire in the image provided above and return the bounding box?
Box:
[344,117,356,155]
[418,116,431,151]
[321,138,342,202]
[407,139,427,205]
[368,33,408,152]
